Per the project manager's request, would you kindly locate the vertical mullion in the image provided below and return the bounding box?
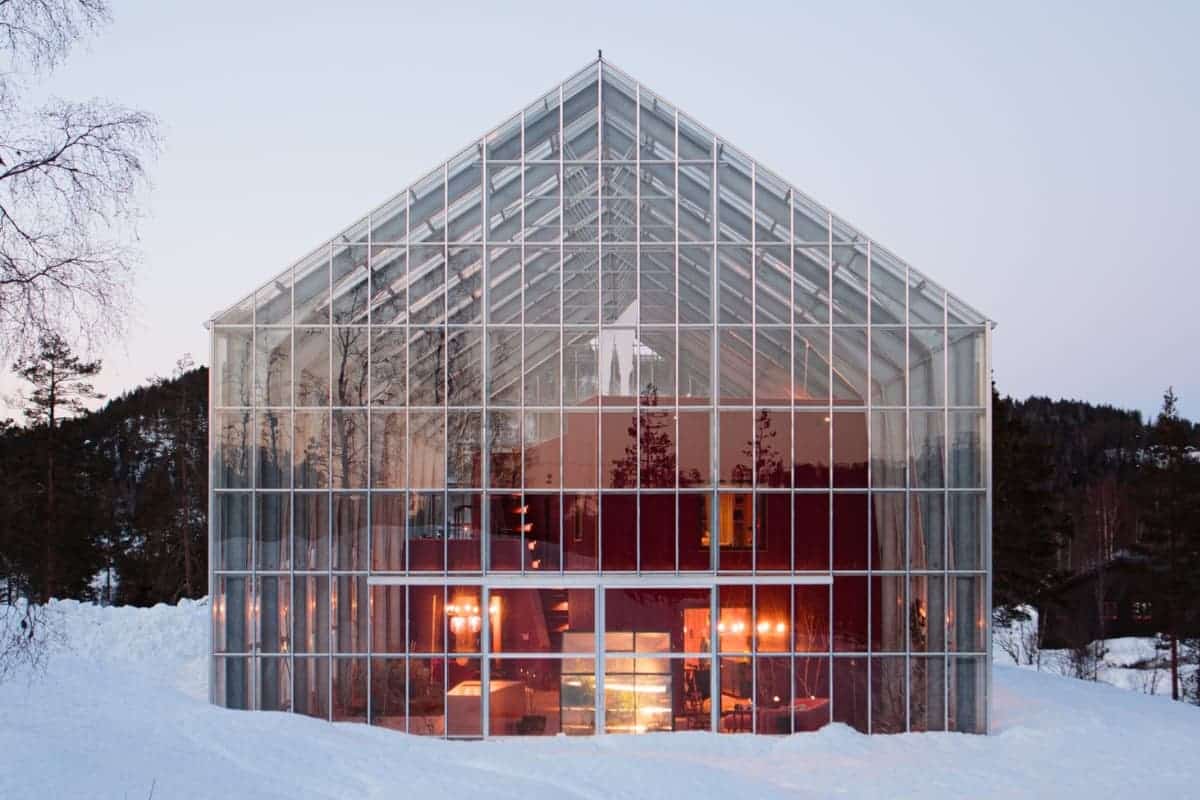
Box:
[595,583,605,734]
[596,60,603,574]
[673,107,681,576]
[326,243,334,721]
[826,212,835,728]
[481,584,490,736]
[443,162,449,580]
[558,82,566,578]
[519,113,527,578]
[983,323,994,733]
[750,161,757,577]
[634,80,641,576]
[481,137,490,578]
[710,137,719,574]
[366,215,373,726]
[942,288,951,730]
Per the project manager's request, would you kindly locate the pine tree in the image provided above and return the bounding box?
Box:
[992,386,1071,622]
[12,333,104,601]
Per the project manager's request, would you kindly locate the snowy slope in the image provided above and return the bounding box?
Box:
[2,600,1199,799]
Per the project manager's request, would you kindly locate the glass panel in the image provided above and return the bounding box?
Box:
[756,493,790,570]
[408,657,445,736]
[756,247,791,324]
[755,656,792,734]
[525,328,561,406]
[407,327,444,406]
[293,656,329,719]
[833,577,867,652]
[254,410,290,490]
[214,411,252,490]
[408,169,445,244]
[369,657,406,729]
[910,328,945,407]
[949,411,985,488]
[562,327,599,405]
[794,585,829,652]
[408,492,444,572]
[716,154,752,243]
[332,493,367,570]
[717,656,753,733]
[718,585,752,653]
[794,493,829,571]
[562,247,599,324]
[948,328,986,406]
[490,657,596,735]
[677,410,710,487]
[488,492,522,571]
[563,411,598,488]
[872,575,906,652]
[949,657,987,733]
[832,656,867,732]
[256,328,292,407]
[331,327,368,406]
[213,575,251,653]
[949,492,985,570]
[832,411,868,488]
[446,492,482,571]
[910,576,946,652]
[409,245,445,324]
[488,409,522,489]
[487,243,522,319]
[600,494,636,571]
[871,492,905,571]
[870,409,906,488]
[445,155,482,244]
[294,575,329,653]
[639,407,676,489]
[678,245,712,322]
[333,577,368,655]
[871,327,906,406]
[525,171,561,247]
[871,656,906,733]
[293,492,329,570]
[716,246,752,323]
[793,246,829,325]
[678,328,711,401]
[370,246,407,325]
[563,493,599,571]
[640,245,674,323]
[561,68,598,159]
[213,492,250,570]
[447,585,484,654]
[408,586,445,653]
[447,248,483,324]
[525,493,561,571]
[717,493,753,571]
[910,656,946,732]
[831,327,867,406]
[831,244,869,326]
[793,657,831,731]
[292,327,327,407]
[638,327,675,401]
[602,410,638,489]
[756,328,791,405]
[948,576,986,653]
[447,328,482,406]
[331,410,368,489]
[331,245,369,325]
[911,492,945,571]
[213,328,252,407]
[255,493,289,570]
[293,249,328,325]
[524,247,560,321]
[370,587,406,653]
[793,326,830,405]
[522,86,559,161]
[489,588,594,653]
[911,410,945,489]
[718,410,752,487]
[370,493,406,571]
[639,494,675,570]
[833,493,868,570]
[678,492,711,570]
[488,328,521,406]
[369,328,405,405]
[446,410,482,489]
[523,411,559,489]
[370,411,405,488]
[408,411,445,490]
[755,586,789,653]
[257,655,291,712]
[293,411,330,489]
[793,411,830,489]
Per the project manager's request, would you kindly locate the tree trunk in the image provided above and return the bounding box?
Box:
[1171,635,1179,701]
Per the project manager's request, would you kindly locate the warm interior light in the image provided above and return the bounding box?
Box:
[774,622,786,634]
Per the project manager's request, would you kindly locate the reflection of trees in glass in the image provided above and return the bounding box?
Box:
[751,410,788,487]
[333,327,369,406]
[608,385,694,488]
[258,411,288,488]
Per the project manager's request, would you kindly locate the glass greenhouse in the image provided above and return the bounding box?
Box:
[207,58,993,737]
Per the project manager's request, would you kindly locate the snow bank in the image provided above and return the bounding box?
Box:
[1,599,1199,799]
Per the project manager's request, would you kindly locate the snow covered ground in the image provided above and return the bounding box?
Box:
[2,600,1199,799]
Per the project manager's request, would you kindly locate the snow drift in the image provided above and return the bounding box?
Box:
[1,599,1198,799]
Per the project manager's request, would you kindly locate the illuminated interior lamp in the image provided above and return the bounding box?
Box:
[756,621,770,634]
[774,622,787,634]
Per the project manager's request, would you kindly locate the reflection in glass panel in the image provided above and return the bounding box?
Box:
[833,577,867,652]
[331,410,368,489]
[871,657,906,733]
[369,657,406,730]
[601,494,636,571]
[255,493,289,570]
[911,410,945,489]
[677,410,710,487]
[294,327,328,407]
[717,656,753,733]
[293,411,329,489]
[525,328,560,406]
[755,586,789,653]
[525,493,561,571]
[793,412,830,489]
[717,246,752,323]
[638,327,675,401]
[408,657,445,736]
[831,327,867,406]
[793,326,830,405]
[369,247,407,325]
[871,327,906,407]
[794,493,829,571]
[256,328,292,407]
[408,327,445,406]
[949,576,986,653]
[256,410,290,489]
[370,586,406,654]
[370,493,405,571]
[602,410,638,489]
[332,327,369,406]
[639,408,676,489]
[678,492,711,570]
[910,656,946,732]
[490,658,596,735]
[639,494,675,570]
[949,492,985,570]
[446,492,482,571]
[370,411,405,488]
[949,411,985,488]
[447,328,482,406]
[563,247,599,324]
[446,410,481,488]
[258,656,291,712]
[756,494,790,570]
[488,410,522,489]
[833,411,868,488]
[333,493,367,570]
[370,328,405,406]
[563,493,598,571]
[333,577,368,655]
[910,576,945,652]
[294,656,329,720]
[871,492,905,571]
[718,327,752,405]
[949,657,987,733]
[910,328,945,407]
[563,411,598,489]
[214,493,250,570]
[678,246,712,323]
[719,410,752,487]
[948,328,986,407]
[755,656,792,734]
[447,248,483,325]
[678,329,711,402]
[833,493,867,570]
[408,492,444,572]
[911,492,945,571]
[214,575,251,653]
[832,656,867,732]
[521,411,558,489]
[488,492,522,571]
[870,409,906,488]
[756,328,791,404]
[563,328,599,405]
[488,328,521,406]
[293,492,329,570]
[294,575,329,653]
[793,657,831,731]
[213,328,253,407]
[871,575,906,652]
[794,585,830,652]
[408,411,445,490]
[717,493,752,571]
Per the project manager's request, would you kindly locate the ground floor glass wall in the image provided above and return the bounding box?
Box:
[212,580,987,734]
